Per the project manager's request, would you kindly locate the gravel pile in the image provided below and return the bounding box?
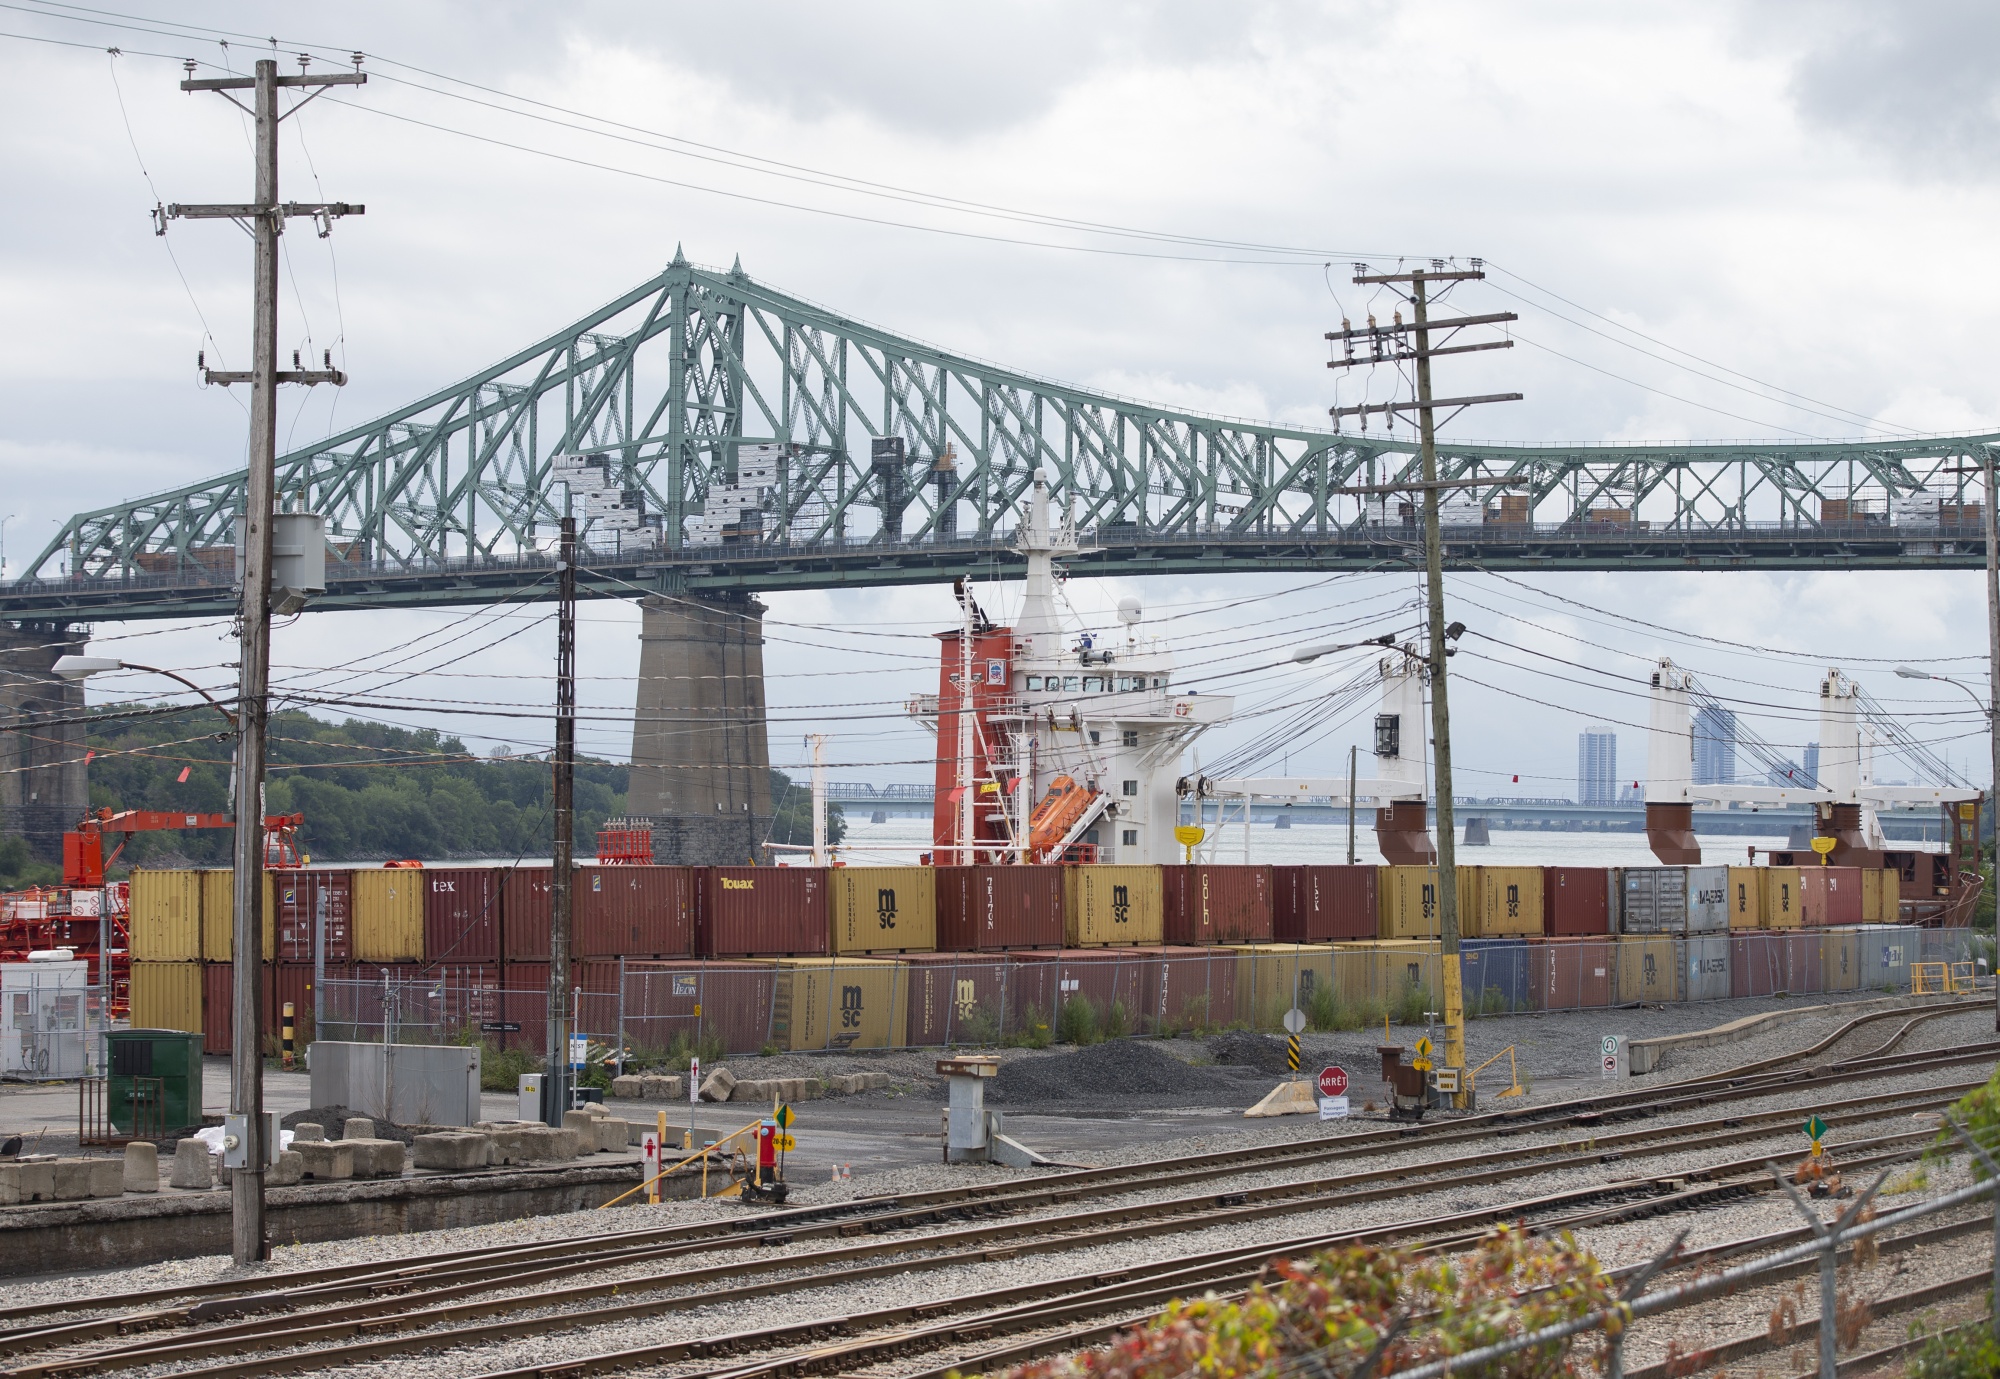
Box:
[987,1040,1265,1105]
[278,1106,415,1145]
[1205,1031,1294,1074]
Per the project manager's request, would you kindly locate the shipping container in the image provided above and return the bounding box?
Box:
[575,865,697,959]
[500,866,554,960]
[1272,866,1377,942]
[424,867,502,962]
[1762,867,1802,928]
[1800,867,1864,927]
[901,952,1052,1045]
[195,870,276,961]
[271,870,353,963]
[1615,935,1682,1003]
[1684,934,1730,1001]
[1821,927,1863,991]
[1732,932,1791,998]
[1619,867,1726,935]
[201,963,315,1055]
[1161,865,1274,945]
[1726,867,1764,929]
[130,961,202,1034]
[1460,938,1531,1011]
[1062,865,1164,947]
[935,867,1065,950]
[1529,936,1615,1010]
[622,960,781,1057]
[1148,946,1238,1030]
[1857,924,1915,991]
[351,869,425,960]
[699,867,829,957]
[1860,869,1902,925]
[1230,944,1338,1028]
[1471,867,1542,937]
[128,870,204,961]
[829,866,937,954]
[1541,868,1613,937]
[1045,947,1158,1028]
[1377,866,1475,939]
[764,957,908,1052]
[1339,939,1440,1010]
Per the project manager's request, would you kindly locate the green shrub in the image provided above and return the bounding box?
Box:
[1008,1003,1053,1049]
[953,1002,1003,1047]
[1909,1323,2000,1379]
[1394,980,1429,1026]
[1102,999,1133,1041]
[1057,996,1102,1046]
[479,1042,540,1092]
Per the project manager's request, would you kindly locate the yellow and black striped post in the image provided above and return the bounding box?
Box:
[281,1002,296,1070]
[1285,1033,1301,1075]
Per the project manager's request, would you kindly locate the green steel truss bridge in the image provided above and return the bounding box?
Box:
[8,252,1998,622]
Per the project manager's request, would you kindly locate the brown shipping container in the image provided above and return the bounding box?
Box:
[1730,931,1822,998]
[902,952,1056,1045]
[1529,937,1614,1009]
[1273,866,1377,941]
[935,866,1065,950]
[1541,868,1612,937]
[424,867,502,962]
[576,865,697,959]
[1149,945,1237,1029]
[501,866,553,960]
[829,866,937,954]
[1162,865,1274,945]
[1046,946,1160,1021]
[1800,867,1863,926]
[201,962,320,1054]
[699,866,829,957]
[1062,865,1164,946]
[623,960,780,1057]
[271,870,353,963]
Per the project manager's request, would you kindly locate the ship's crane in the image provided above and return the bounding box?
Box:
[62,808,307,888]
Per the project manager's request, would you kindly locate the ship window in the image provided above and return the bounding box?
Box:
[1122,779,1138,796]
[1025,675,1042,690]
[1122,829,1137,846]
[1121,729,1138,747]
[1089,731,1101,745]
[1063,676,1080,691]
[1082,676,1102,692]
[1150,676,1164,688]
[1115,676,1133,691]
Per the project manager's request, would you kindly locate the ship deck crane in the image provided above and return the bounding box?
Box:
[63,808,306,888]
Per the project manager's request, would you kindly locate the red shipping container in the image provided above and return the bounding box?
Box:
[575,865,696,959]
[200,962,322,1053]
[1527,937,1615,1010]
[1162,866,1274,945]
[1729,932,1821,998]
[1273,866,1377,941]
[1542,867,1613,937]
[902,952,1057,1045]
[1800,867,1863,926]
[697,867,828,957]
[270,869,353,962]
[1149,946,1237,1029]
[424,867,503,963]
[624,960,780,1057]
[935,867,1065,950]
[501,866,554,960]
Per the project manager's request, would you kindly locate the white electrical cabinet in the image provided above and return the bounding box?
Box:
[2,957,90,1080]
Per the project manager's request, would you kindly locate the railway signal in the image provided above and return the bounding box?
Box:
[1804,1113,1828,1156]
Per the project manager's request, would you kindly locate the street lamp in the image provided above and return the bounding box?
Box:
[54,655,237,728]
[1291,632,1401,664]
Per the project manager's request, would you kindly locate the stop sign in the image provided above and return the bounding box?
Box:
[1317,1065,1349,1098]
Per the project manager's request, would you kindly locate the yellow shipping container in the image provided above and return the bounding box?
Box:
[1229,943,1338,1027]
[1726,867,1764,929]
[765,957,909,1052]
[128,869,204,961]
[1762,867,1802,928]
[197,869,276,962]
[1615,935,1682,1004]
[1859,869,1901,924]
[1472,867,1542,936]
[1822,926,1862,992]
[1337,939,1439,1010]
[1063,865,1163,946]
[351,869,425,960]
[129,961,203,1034]
[829,867,937,954]
[1377,866,1475,939]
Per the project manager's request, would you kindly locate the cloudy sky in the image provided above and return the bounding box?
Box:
[3,1,1996,806]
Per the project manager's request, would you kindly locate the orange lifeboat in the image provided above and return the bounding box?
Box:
[1027,775,1099,859]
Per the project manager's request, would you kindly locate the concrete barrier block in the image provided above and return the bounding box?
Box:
[0,1160,57,1204]
[513,1126,569,1161]
[593,1119,627,1153]
[51,1160,97,1200]
[698,1066,737,1102]
[562,1110,598,1137]
[345,1138,406,1178]
[414,1132,489,1171]
[295,1140,354,1181]
[168,1140,215,1190]
[343,1117,377,1142]
[641,1075,685,1101]
[550,1128,584,1160]
[122,1142,159,1194]
[829,1071,890,1095]
[266,1150,304,1187]
[610,1075,645,1099]
[292,1122,326,1141]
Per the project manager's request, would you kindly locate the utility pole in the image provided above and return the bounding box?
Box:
[1984,449,1999,1032]
[1329,262,1520,1106]
[170,54,364,1266]
[546,516,577,1123]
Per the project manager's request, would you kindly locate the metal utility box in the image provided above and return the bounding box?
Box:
[105,1029,204,1134]
[309,1041,481,1127]
[2,958,90,1080]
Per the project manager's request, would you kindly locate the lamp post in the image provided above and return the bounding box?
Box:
[54,656,238,728]
[1896,664,1996,1025]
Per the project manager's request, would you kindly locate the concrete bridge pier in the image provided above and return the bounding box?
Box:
[625,592,774,865]
[0,622,88,862]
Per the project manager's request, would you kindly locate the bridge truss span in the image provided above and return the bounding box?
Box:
[11,253,2000,621]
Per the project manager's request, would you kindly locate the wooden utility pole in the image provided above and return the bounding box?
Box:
[1984,450,1999,1032]
[170,55,363,1266]
[1330,263,1520,1105]
[547,516,577,1121]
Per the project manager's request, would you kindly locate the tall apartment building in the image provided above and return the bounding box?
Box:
[1577,726,1618,806]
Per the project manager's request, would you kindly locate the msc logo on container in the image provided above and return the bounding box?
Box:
[1503,883,1520,918]
[876,888,898,930]
[1111,884,1131,924]
[954,978,978,1019]
[839,984,865,1029]
[1421,882,1437,920]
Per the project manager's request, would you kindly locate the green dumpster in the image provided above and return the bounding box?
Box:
[106,1029,203,1136]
